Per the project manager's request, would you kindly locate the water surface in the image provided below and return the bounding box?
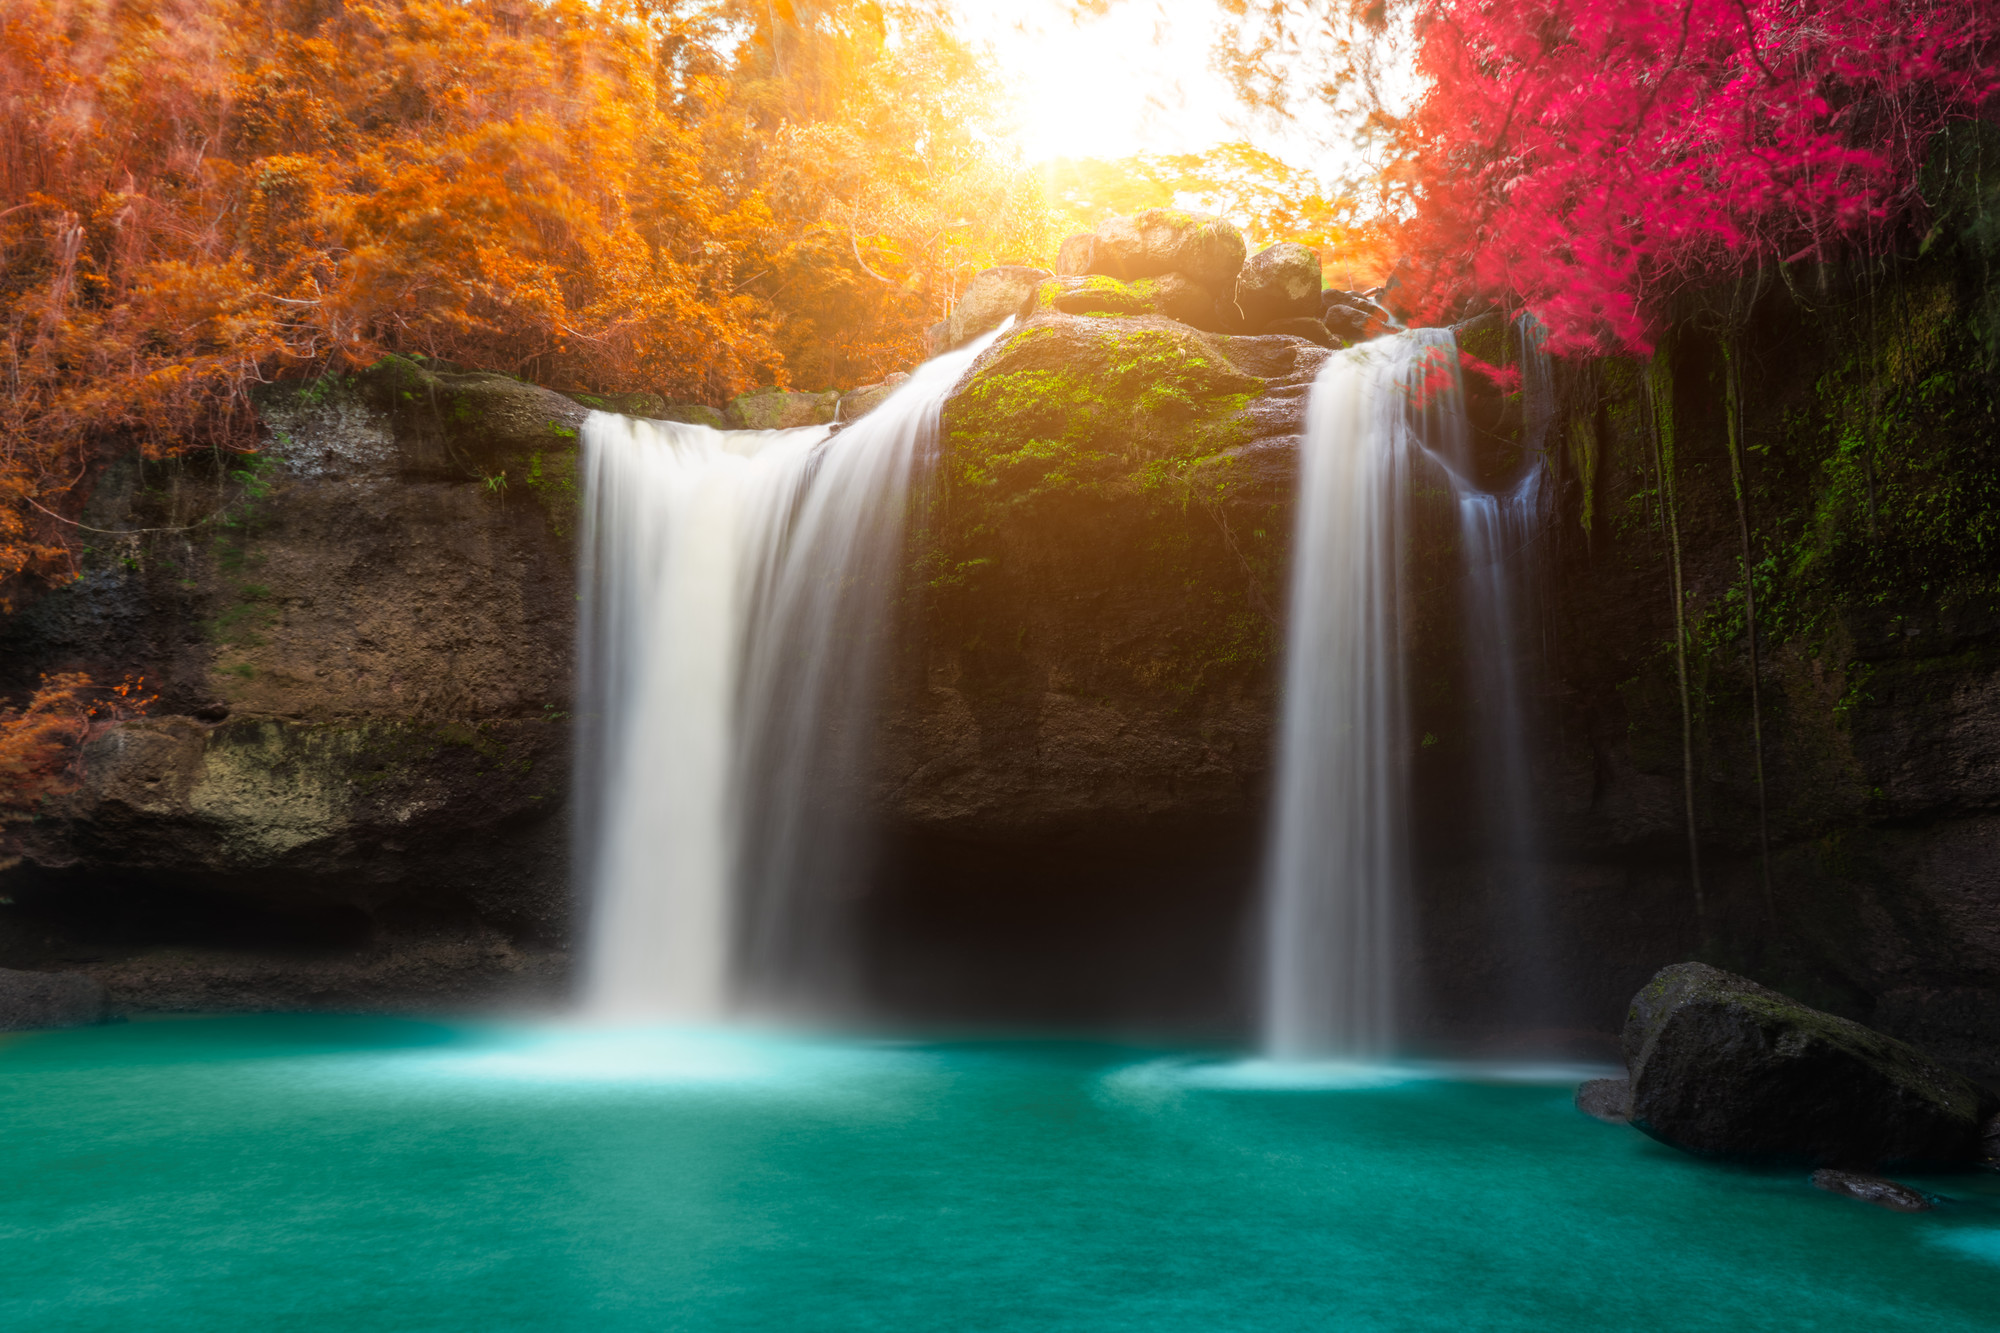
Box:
[2,1016,1995,1330]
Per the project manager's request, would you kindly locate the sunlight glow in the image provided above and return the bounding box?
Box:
[969,2,1244,163]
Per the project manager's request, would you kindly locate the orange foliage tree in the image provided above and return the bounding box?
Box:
[0,0,1043,590]
[0,672,153,825]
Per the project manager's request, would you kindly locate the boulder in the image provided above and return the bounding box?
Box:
[1056,233,1100,277]
[1262,315,1335,347]
[926,320,949,358]
[1575,1077,1633,1123]
[1088,209,1247,290]
[837,373,909,424]
[945,265,1052,349]
[1624,962,1999,1167]
[1034,273,1229,330]
[0,968,107,1031]
[1810,1169,1936,1212]
[1236,242,1323,328]
[724,387,840,431]
[565,390,669,418]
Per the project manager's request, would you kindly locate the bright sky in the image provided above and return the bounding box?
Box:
[964,1,1260,164]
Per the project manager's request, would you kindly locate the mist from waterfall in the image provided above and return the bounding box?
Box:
[574,330,1001,1022]
[1262,323,1553,1058]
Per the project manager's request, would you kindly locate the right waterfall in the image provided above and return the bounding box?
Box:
[1262,323,1553,1059]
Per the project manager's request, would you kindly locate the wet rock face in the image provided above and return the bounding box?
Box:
[1622,962,1998,1167]
[0,361,578,1011]
[880,318,1324,839]
[0,968,106,1031]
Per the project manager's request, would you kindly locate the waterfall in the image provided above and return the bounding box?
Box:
[1261,331,1435,1058]
[1262,323,1552,1058]
[574,330,1001,1022]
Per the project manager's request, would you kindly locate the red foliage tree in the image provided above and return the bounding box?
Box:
[1222,0,2000,353]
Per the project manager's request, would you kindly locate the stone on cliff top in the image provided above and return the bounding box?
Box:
[1323,302,1387,344]
[567,390,668,417]
[725,387,840,431]
[1261,315,1335,347]
[1087,209,1247,290]
[945,265,1052,350]
[1056,233,1100,277]
[657,402,729,430]
[1035,272,1230,331]
[0,968,107,1031]
[344,356,591,477]
[1624,961,1998,1167]
[837,373,909,424]
[1236,242,1323,328]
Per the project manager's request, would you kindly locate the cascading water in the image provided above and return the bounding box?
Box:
[1261,331,1434,1058]
[574,329,1002,1021]
[1262,322,1554,1058]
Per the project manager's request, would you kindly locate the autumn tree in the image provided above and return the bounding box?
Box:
[1218,0,2000,352]
[0,0,1044,592]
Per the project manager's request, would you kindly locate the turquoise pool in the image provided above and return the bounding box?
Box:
[1,1015,1995,1330]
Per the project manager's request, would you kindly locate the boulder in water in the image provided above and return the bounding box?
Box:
[1575,1077,1633,1123]
[1088,209,1247,290]
[946,265,1052,349]
[0,968,107,1031]
[1235,242,1323,328]
[1624,962,1998,1167]
[724,387,840,431]
[1811,1169,1936,1212]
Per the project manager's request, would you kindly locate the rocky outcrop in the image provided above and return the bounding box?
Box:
[0,967,106,1030]
[0,358,579,1011]
[1621,962,1997,1167]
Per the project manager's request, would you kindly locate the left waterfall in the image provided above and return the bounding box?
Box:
[574,330,1002,1021]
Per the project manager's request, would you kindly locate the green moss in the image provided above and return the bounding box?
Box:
[517,449,579,536]
[926,320,1273,697]
[945,325,1258,525]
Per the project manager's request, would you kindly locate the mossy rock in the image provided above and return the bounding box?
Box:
[945,317,1262,522]
[922,313,1286,707]
[725,387,840,431]
[339,355,589,479]
[1032,274,1229,331]
[1624,962,1998,1167]
[565,390,669,418]
[657,402,729,430]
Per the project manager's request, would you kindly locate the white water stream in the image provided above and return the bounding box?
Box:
[1263,325,1553,1057]
[575,331,1000,1021]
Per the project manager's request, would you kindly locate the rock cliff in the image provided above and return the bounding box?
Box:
[2,224,1997,1069]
